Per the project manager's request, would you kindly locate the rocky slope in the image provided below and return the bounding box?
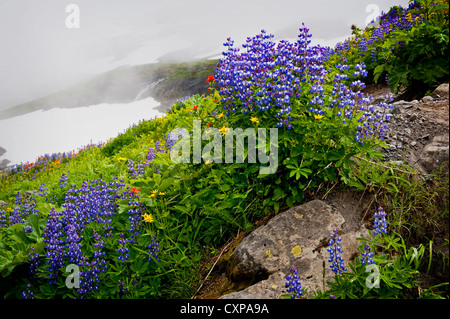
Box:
[374,83,449,174]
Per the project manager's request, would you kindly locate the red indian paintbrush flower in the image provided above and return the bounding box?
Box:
[205,75,215,83]
[130,187,141,194]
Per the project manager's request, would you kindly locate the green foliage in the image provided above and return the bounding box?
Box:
[374,20,449,97]
[329,0,449,99]
[0,215,46,278]
[315,229,447,299]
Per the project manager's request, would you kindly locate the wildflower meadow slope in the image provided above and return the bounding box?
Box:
[0,0,448,300]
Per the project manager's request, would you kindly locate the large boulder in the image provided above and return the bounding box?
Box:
[221,200,368,298]
[419,135,449,173]
[431,83,449,99]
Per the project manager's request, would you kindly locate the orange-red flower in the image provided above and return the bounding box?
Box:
[130,187,141,194]
[192,105,199,111]
[205,75,215,83]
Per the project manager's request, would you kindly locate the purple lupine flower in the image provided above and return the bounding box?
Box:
[147,235,160,263]
[22,284,34,299]
[327,228,347,275]
[360,243,375,265]
[0,210,7,229]
[373,206,388,235]
[117,232,131,261]
[23,225,33,234]
[285,266,303,299]
[28,247,40,280]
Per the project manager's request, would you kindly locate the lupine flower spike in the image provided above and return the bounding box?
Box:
[285,266,303,299]
[327,228,347,275]
[373,206,388,235]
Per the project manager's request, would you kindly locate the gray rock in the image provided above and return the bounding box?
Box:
[422,96,434,103]
[224,200,368,298]
[407,113,418,122]
[0,200,6,208]
[23,190,39,197]
[393,100,407,106]
[372,95,387,105]
[0,159,10,171]
[431,83,449,99]
[419,135,449,173]
[220,272,286,299]
[0,146,6,157]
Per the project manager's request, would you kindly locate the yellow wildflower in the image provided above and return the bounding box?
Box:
[314,114,324,120]
[250,117,259,124]
[142,213,154,223]
[217,113,224,119]
[219,126,228,136]
[117,157,127,162]
[148,190,158,198]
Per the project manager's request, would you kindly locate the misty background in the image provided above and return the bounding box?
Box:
[0,0,410,111]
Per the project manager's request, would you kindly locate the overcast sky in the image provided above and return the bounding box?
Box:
[0,0,410,110]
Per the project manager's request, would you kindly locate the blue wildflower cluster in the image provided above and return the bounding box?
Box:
[127,159,145,179]
[28,247,40,282]
[59,173,68,188]
[327,228,347,275]
[38,183,48,197]
[127,141,167,179]
[360,243,375,265]
[43,208,65,283]
[31,178,160,297]
[7,192,38,226]
[285,266,303,299]
[215,25,333,129]
[335,1,423,58]
[0,209,7,229]
[165,128,189,151]
[214,22,392,144]
[117,232,132,261]
[21,284,34,299]
[147,234,160,263]
[373,206,388,235]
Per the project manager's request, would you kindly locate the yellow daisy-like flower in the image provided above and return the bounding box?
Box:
[148,189,159,198]
[219,126,228,136]
[204,159,212,165]
[117,157,127,162]
[314,114,324,120]
[250,117,259,124]
[142,213,154,223]
[159,192,166,195]
[217,113,224,119]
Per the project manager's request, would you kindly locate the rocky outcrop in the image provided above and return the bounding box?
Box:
[382,91,449,174]
[431,83,449,99]
[419,135,449,173]
[0,147,9,171]
[220,200,369,299]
